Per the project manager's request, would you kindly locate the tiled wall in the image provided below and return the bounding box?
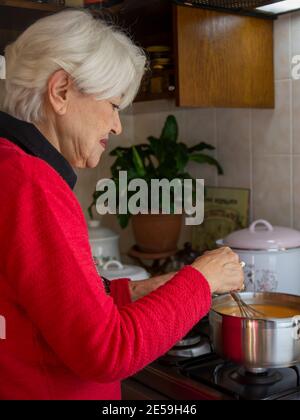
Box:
[73,11,300,257]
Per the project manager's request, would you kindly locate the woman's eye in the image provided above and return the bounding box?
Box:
[111,103,120,111]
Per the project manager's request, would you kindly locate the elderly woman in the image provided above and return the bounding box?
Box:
[0,10,243,400]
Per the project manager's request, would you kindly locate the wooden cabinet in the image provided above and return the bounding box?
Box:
[173,5,274,108]
[129,2,274,108]
[0,0,275,108]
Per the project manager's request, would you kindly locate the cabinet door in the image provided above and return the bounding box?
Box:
[173,5,274,108]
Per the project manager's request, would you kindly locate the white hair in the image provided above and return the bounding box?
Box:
[3,9,146,123]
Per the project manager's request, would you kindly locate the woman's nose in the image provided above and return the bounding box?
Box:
[111,112,122,135]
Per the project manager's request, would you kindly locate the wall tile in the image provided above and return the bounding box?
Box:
[274,13,291,81]
[187,160,218,188]
[134,112,165,143]
[216,108,251,188]
[179,108,215,146]
[182,108,217,187]
[129,99,176,115]
[252,80,291,156]
[291,11,300,58]
[253,155,291,227]
[292,79,300,153]
[293,156,300,230]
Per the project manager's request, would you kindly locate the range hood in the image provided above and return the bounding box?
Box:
[173,0,300,16]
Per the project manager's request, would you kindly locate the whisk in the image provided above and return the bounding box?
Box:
[230,261,265,319]
[230,292,265,319]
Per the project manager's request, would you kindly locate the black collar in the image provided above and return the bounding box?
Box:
[0,111,77,190]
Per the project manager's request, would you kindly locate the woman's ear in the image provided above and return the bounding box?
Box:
[47,69,72,116]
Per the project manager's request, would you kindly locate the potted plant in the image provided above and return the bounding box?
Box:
[88,115,223,253]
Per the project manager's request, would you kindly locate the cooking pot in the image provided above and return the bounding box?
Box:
[210,292,300,370]
[88,220,120,262]
[98,260,150,281]
[217,219,300,296]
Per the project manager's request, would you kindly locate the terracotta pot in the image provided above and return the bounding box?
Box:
[131,214,183,253]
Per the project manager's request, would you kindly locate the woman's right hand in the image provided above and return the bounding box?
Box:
[191,247,244,294]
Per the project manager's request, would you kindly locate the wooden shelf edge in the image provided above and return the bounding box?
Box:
[134,91,175,103]
[0,0,64,12]
[0,1,122,15]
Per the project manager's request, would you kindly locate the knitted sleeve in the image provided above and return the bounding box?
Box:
[110,278,132,306]
[0,152,211,383]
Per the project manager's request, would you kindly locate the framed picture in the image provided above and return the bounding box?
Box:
[192,186,250,253]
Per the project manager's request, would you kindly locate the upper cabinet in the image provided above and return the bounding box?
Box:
[0,1,62,56]
[0,0,275,108]
[173,5,274,108]
[122,2,275,108]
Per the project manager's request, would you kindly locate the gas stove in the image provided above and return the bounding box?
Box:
[129,318,300,400]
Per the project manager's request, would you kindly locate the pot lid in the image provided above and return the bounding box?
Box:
[98,260,150,281]
[222,219,300,250]
[88,220,119,240]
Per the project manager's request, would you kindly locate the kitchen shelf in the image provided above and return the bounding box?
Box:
[0,0,64,12]
[135,66,175,103]
[135,90,175,103]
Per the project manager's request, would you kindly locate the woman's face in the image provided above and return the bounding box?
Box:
[58,88,122,169]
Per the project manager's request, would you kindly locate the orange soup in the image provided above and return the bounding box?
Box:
[218,304,300,319]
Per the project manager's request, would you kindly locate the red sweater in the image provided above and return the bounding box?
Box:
[0,137,211,400]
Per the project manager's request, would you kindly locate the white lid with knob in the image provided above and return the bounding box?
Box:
[221,219,300,250]
[98,260,150,281]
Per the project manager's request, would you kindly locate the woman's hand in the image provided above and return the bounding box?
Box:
[129,272,176,302]
[129,246,244,300]
[191,247,244,294]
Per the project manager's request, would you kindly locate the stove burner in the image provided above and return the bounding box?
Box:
[139,319,300,400]
[175,331,201,347]
[181,356,300,399]
[230,367,282,386]
[167,338,211,358]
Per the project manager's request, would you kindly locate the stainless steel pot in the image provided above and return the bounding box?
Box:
[209,292,300,371]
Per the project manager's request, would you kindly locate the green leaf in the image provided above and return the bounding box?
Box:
[134,144,153,163]
[109,147,129,157]
[188,142,215,153]
[117,213,131,229]
[175,143,189,173]
[189,153,224,175]
[148,136,165,164]
[160,115,178,142]
[132,146,146,177]
[87,204,94,220]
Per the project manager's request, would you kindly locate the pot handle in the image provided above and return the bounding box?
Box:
[293,316,300,341]
[103,260,124,270]
[250,219,274,233]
